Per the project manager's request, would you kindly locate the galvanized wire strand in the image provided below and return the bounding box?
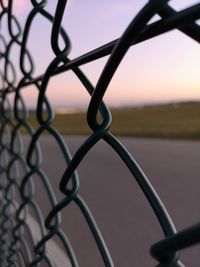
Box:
[0,1,199,267]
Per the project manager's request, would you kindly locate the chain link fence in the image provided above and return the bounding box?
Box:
[0,1,200,266]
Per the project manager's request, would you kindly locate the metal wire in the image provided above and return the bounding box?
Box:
[0,1,199,266]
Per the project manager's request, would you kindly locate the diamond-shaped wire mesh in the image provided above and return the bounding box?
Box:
[0,1,199,266]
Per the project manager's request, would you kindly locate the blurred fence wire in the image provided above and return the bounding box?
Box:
[0,1,200,266]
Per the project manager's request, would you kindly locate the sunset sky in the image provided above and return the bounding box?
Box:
[3,0,200,109]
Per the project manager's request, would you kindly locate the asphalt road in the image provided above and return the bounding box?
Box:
[23,136,200,267]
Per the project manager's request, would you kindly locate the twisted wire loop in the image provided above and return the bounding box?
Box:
[0,0,199,266]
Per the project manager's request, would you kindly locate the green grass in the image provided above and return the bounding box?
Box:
[27,102,200,140]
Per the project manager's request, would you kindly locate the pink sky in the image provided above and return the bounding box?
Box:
[3,1,200,108]
[0,0,28,13]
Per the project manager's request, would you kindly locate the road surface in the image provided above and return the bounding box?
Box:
[23,136,200,267]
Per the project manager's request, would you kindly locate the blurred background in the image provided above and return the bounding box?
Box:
[3,0,200,110]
